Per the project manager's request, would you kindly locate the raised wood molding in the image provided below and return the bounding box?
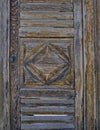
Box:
[0,0,99,129]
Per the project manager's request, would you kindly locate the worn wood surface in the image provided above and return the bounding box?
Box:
[0,0,10,130]
[0,0,99,129]
[20,11,74,20]
[96,0,100,129]
[10,0,20,129]
[10,0,76,129]
[74,0,84,129]
[83,0,97,129]
[20,3,73,12]
[20,0,73,3]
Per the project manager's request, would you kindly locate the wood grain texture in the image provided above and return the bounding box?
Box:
[19,27,75,38]
[20,88,75,129]
[20,19,74,28]
[21,106,74,114]
[83,0,96,129]
[21,123,74,130]
[20,88,75,98]
[20,11,74,20]
[74,0,84,130]
[20,0,73,3]
[10,0,20,129]
[21,115,74,123]
[21,97,74,106]
[20,3,73,12]
[0,0,10,130]
[95,0,100,129]
[0,0,98,129]
[19,39,74,88]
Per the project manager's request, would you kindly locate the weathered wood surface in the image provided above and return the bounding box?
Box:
[74,0,84,129]
[21,115,74,123]
[20,3,73,12]
[20,20,74,28]
[96,0,100,129]
[20,88,75,98]
[0,0,10,130]
[10,0,21,129]
[0,0,98,129]
[83,0,97,130]
[0,1,3,129]
[19,38,74,88]
[12,0,76,129]
[20,11,74,20]
[20,88,75,129]
[19,27,75,38]
[21,97,74,106]
[21,106,74,114]
[21,123,74,130]
[20,0,73,3]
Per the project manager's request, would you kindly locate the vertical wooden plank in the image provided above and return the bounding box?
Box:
[10,0,21,130]
[96,0,100,129]
[83,0,96,129]
[0,0,10,130]
[0,0,4,129]
[74,0,84,130]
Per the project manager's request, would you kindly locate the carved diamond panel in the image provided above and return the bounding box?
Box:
[20,39,74,88]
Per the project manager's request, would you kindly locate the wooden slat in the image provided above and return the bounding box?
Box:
[19,27,74,38]
[20,20,73,28]
[20,88,75,98]
[21,106,74,114]
[21,98,74,106]
[20,11,74,20]
[20,38,73,44]
[21,115,74,123]
[21,123,74,130]
[20,3,73,12]
[20,0,73,4]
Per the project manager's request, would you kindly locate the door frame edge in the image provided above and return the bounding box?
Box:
[0,0,10,130]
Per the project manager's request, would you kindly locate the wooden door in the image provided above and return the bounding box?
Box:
[10,0,83,129]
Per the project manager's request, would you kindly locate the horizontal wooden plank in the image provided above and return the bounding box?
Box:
[21,123,74,129]
[20,0,73,4]
[20,88,75,98]
[20,38,74,44]
[20,11,74,20]
[19,27,74,38]
[21,106,74,115]
[21,97,74,106]
[21,115,74,123]
[20,3,73,12]
[20,19,73,28]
